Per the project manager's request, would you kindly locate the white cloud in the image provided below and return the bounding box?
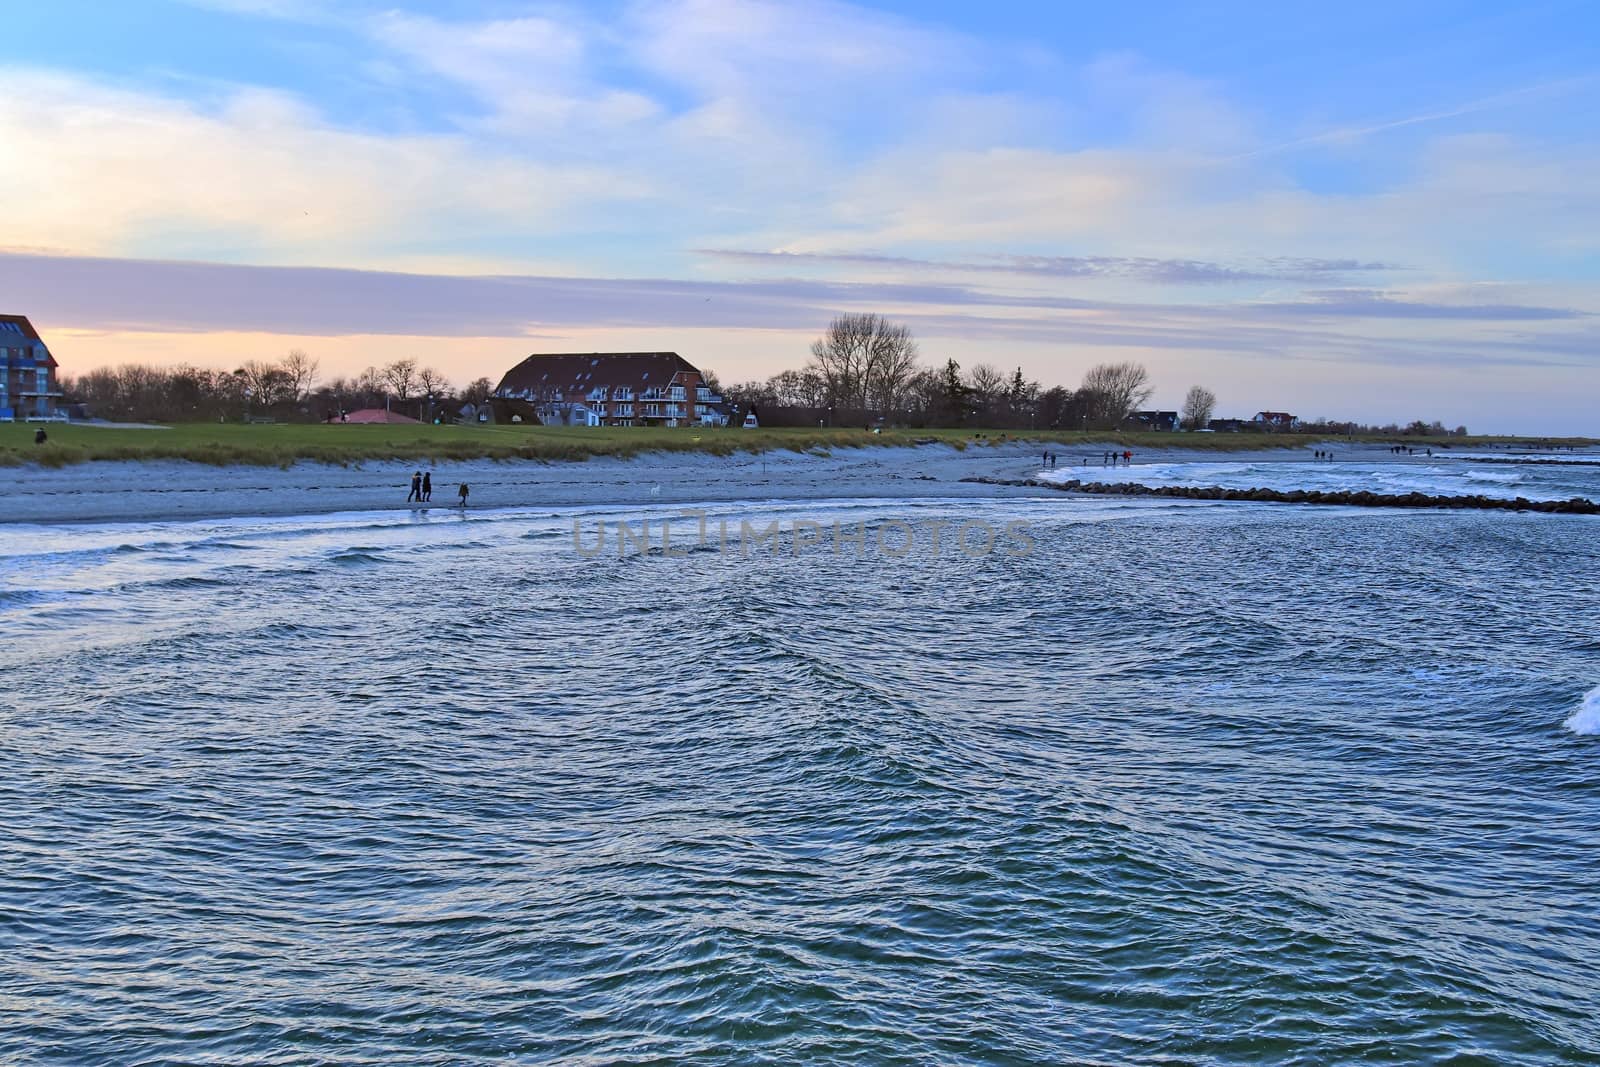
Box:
[0,70,650,264]
[624,0,974,102]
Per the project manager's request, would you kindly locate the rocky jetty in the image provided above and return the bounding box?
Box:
[966,477,1600,514]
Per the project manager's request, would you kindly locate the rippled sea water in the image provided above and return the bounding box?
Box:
[3,495,1598,1064]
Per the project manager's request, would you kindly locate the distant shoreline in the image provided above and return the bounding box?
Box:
[9,439,1595,527]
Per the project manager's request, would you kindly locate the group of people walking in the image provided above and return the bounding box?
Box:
[1039,449,1135,469]
[407,470,469,507]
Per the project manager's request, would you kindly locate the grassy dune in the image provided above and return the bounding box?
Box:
[2,422,1590,468]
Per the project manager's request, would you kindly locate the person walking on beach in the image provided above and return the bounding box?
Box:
[1122,450,1133,466]
[407,470,422,503]
[457,482,470,508]
[422,471,432,502]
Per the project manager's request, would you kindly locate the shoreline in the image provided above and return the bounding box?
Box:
[8,440,1582,527]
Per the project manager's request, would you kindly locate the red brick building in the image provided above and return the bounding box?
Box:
[492,352,725,428]
[0,315,62,421]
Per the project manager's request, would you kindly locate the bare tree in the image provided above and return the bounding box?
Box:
[282,349,320,403]
[864,319,919,412]
[966,363,1007,423]
[1037,385,1072,429]
[1079,361,1154,428]
[461,377,495,408]
[417,366,450,412]
[238,359,295,408]
[807,313,919,414]
[382,358,419,401]
[1181,385,1217,430]
[769,367,828,408]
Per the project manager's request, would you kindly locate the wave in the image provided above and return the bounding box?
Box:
[329,548,390,566]
[1564,686,1600,736]
[1038,459,1599,503]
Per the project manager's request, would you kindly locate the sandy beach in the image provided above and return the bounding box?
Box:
[4,440,1491,525]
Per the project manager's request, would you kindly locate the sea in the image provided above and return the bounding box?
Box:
[2,453,1598,1064]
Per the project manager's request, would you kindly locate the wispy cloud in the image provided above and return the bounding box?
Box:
[1219,76,1597,163]
[699,248,1400,283]
[1251,289,1586,321]
[2,252,1586,370]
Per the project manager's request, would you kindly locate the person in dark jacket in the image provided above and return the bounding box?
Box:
[422,471,432,502]
[407,471,422,503]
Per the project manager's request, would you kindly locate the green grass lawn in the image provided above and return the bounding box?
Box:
[1,421,1590,468]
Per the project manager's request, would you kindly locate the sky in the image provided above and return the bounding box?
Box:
[2,0,1597,432]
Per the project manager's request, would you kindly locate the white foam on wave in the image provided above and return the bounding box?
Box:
[1565,686,1600,736]
[1036,458,1598,502]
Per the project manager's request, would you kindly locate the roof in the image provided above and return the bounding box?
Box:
[0,315,41,342]
[1255,411,1296,421]
[337,408,422,424]
[495,352,701,397]
[0,314,56,367]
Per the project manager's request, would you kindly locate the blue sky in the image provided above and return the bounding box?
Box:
[2,0,1597,430]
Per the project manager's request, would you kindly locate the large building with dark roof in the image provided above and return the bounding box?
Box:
[492,351,725,428]
[0,315,62,421]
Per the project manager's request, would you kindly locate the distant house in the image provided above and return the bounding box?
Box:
[1207,418,1248,432]
[332,408,422,424]
[1253,411,1300,431]
[491,352,724,428]
[1130,410,1179,431]
[0,314,62,421]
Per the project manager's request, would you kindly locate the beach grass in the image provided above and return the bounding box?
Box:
[2,422,1591,469]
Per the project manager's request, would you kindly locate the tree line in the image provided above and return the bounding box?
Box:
[722,313,1467,433]
[722,312,1202,430]
[60,353,496,424]
[58,313,1468,434]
